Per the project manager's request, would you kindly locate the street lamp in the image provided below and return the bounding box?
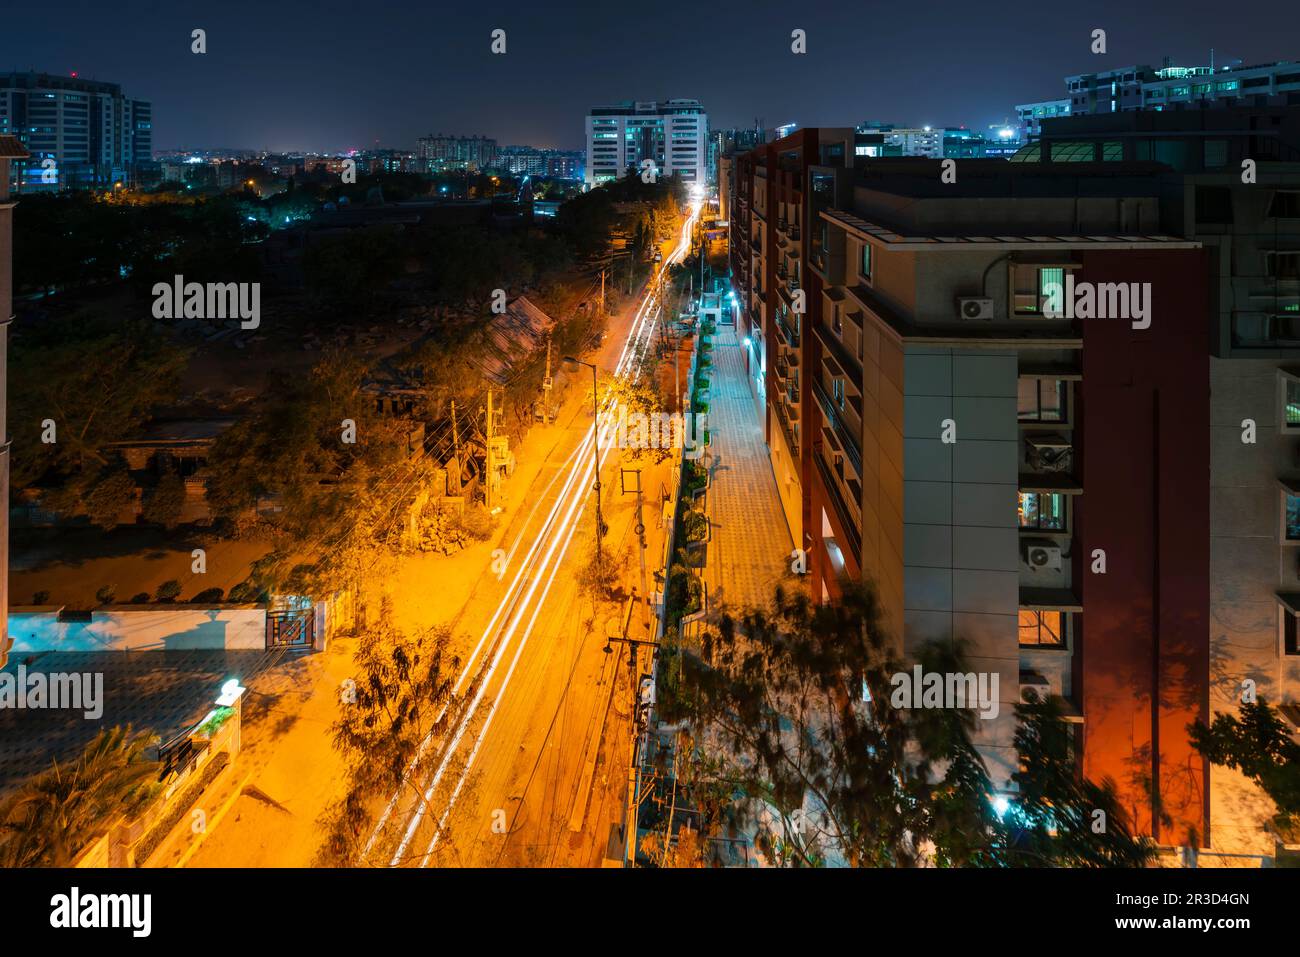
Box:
[563,355,604,564]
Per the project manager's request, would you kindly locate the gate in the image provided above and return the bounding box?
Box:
[266,598,315,649]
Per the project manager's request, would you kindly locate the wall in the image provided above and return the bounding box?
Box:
[901,345,1022,787]
[8,605,267,652]
[1078,248,1210,845]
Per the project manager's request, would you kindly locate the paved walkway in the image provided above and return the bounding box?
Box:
[699,329,794,612]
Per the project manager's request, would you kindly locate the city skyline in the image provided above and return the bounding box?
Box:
[4,1,1299,152]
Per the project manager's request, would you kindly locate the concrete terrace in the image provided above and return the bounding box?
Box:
[0,649,286,792]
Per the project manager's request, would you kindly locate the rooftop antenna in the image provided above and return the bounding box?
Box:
[1210,48,1215,72]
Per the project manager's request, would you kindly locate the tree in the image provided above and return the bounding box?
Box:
[1191,698,1300,839]
[78,468,137,530]
[0,726,159,867]
[142,469,187,529]
[655,582,994,867]
[9,314,188,497]
[656,580,1154,868]
[205,347,415,546]
[315,600,459,865]
[302,226,405,317]
[999,693,1155,867]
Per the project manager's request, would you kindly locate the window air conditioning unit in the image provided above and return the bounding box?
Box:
[1020,672,1053,704]
[1022,538,1063,572]
[1025,434,1074,472]
[957,297,995,321]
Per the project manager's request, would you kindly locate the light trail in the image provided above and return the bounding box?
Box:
[373,203,701,866]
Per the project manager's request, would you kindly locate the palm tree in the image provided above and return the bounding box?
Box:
[0,725,160,867]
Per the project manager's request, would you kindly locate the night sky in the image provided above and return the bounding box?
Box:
[4,0,1299,152]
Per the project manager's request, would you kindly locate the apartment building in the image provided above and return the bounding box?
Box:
[730,132,1213,843]
[0,135,26,668]
[416,134,497,172]
[585,99,707,186]
[1062,59,1300,116]
[0,71,152,191]
[1021,105,1300,853]
[1014,98,1072,140]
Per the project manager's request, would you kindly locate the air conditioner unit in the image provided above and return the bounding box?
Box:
[1022,538,1063,572]
[1025,433,1074,472]
[1020,672,1053,704]
[957,297,995,321]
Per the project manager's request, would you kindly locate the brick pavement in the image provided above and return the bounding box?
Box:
[697,329,794,612]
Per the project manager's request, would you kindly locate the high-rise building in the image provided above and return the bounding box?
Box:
[0,135,27,668]
[415,134,497,172]
[1014,104,1300,854]
[730,130,1214,843]
[584,99,708,186]
[0,71,152,191]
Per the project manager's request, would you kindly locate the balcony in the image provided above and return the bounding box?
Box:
[773,394,800,456]
[813,379,863,479]
[775,312,801,349]
[814,449,863,560]
[815,315,862,378]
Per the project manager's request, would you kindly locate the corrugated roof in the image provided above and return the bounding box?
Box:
[478,296,555,384]
[0,135,29,159]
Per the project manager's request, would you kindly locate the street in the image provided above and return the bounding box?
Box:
[360,204,700,867]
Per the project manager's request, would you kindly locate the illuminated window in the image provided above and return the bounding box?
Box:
[860,242,872,281]
[1018,378,1067,422]
[1019,610,1065,647]
[1013,265,1065,315]
[833,377,845,410]
[1286,379,1300,428]
[1019,492,1066,531]
[1287,493,1300,541]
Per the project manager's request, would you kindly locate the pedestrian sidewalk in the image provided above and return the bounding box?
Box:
[698,329,794,611]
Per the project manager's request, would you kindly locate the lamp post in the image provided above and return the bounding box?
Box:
[563,356,604,563]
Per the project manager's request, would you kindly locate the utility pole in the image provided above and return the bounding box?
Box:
[483,388,495,509]
[622,469,652,636]
[542,339,553,425]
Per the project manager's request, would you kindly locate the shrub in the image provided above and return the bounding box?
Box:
[683,509,709,543]
[665,558,702,620]
[227,580,261,603]
[129,592,151,604]
[685,462,708,494]
[94,585,116,605]
[31,590,50,605]
[155,579,182,602]
[190,587,225,603]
